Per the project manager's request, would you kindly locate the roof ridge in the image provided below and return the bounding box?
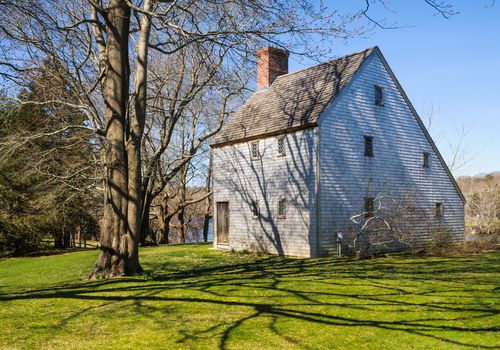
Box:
[272,46,377,84]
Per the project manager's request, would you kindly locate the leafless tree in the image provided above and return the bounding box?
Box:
[350,192,424,258]
[464,175,500,234]
[0,0,457,277]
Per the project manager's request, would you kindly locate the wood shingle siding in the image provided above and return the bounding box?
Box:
[212,129,318,257]
[317,52,464,254]
[212,46,464,257]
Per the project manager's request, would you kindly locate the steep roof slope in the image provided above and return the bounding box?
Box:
[212,47,376,146]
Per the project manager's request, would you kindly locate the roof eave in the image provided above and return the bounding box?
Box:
[210,122,318,148]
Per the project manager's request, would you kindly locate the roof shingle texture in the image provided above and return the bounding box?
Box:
[213,47,375,145]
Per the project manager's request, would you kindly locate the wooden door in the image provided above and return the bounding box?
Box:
[216,202,229,244]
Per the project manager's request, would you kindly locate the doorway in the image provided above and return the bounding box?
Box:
[216,202,229,244]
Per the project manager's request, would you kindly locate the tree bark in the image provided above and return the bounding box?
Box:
[178,206,186,244]
[162,218,170,244]
[140,190,153,245]
[202,149,213,242]
[89,0,138,278]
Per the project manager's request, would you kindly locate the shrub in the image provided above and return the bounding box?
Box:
[428,227,453,249]
[0,218,42,256]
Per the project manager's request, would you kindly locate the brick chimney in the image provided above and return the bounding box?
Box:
[257,47,289,90]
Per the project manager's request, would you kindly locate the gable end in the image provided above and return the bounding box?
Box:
[373,48,465,203]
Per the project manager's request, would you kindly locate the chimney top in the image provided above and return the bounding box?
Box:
[257,47,289,90]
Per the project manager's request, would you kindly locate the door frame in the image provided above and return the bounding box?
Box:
[216,201,229,246]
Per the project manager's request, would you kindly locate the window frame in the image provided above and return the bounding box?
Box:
[250,141,260,160]
[278,198,287,218]
[364,135,374,157]
[374,85,384,106]
[435,202,444,218]
[277,136,286,157]
[422,152,430,168]
[364,197,374,218]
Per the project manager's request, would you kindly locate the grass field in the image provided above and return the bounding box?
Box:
[0,244,498,350]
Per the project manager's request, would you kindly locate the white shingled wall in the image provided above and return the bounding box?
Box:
[318,52,465,254]
[212,128,318,257]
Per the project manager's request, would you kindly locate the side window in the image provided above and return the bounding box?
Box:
[250,141,259,160]
[278,198,287,218]
[277,136,286,157]
[435,202,443,217]
[422,152,430,168]
[364,197,374,218]
[364,136,373,157]
[375,85,384,106]
[251,200,259,218]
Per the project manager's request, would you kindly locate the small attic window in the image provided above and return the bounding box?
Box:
[364,136,373,157]
[277,137,286,157]
[375,85,384,106]
[250,141,259,160]
[423,152,430,168]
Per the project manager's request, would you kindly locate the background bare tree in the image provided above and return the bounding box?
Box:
[0,0,458,276]
[459,173,500,234]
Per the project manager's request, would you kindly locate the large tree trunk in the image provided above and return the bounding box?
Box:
[202,150,213,243]
[162,216,171,244]
[125,0,152,267]
[89,0,138,278]
[177,164,187,244]
[140,190,153,245]
[157,193,170,244]
[178,207,186,244]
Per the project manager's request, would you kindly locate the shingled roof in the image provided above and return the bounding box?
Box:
[212,47,376,146]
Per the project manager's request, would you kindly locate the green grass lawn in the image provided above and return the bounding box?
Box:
[0,245,498,350]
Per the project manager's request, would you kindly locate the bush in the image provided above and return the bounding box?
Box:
[0,218,42,256]
[428,227,453,249]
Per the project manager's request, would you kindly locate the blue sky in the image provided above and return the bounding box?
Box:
[288,1,499,177]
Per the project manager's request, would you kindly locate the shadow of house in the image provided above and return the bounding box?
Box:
[211,46,465,257]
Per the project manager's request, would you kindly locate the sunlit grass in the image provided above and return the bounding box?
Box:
[0,244,498,349]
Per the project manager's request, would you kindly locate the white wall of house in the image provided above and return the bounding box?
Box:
[318,53,464,254]
[212,128,318,257]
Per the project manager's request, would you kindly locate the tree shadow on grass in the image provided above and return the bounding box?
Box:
[1,252,499,349]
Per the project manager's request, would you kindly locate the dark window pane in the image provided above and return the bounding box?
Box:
[423,152,430,168]
[435,202,443,217]
[364,197,374,218]
[364,136,373,157]
[278,199,286,217]
[375,85,384,106]
[277,137,285,156]
[250,141,259,160]
[251,200,259,217]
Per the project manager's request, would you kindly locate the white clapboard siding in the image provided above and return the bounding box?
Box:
[318,52,464,254]
[212,128,318,257]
